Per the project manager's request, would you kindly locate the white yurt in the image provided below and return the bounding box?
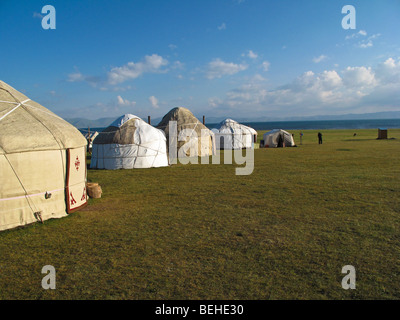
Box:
[262,129,296,148]
[157,107,216,158]
[0,80,88,231]
[212,118,257,150]
[90,114,168,169]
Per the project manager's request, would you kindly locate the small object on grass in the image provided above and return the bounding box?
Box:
[34,211,43,223]
[87,182,102,198]
[378,128,387,139]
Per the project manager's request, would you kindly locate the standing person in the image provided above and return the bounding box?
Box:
[318,132,323,144]
[277,133,284,147]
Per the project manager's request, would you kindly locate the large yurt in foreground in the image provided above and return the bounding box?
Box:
[0,80,88,231]
[262,129,296,148]
[212,118,257,150]
[157,107,216,158]
[90,114,168,169]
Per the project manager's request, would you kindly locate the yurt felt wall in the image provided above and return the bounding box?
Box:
[90,114,168,169]
[157,107,216,158]
[0,80,87,231]
[263,129,296,148]
[213,118,257,150]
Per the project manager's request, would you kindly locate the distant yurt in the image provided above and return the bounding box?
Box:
[213,118,257,149]
[90,114,168,169]
[0,80,88,231]
[157,107,216,158]
[263,129,296,148]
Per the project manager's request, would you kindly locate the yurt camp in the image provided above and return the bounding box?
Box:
[0,80,88,231]
[212,118,257,150]
[262,129,296,148]
[157,107,216,159]
[90,114,169,169]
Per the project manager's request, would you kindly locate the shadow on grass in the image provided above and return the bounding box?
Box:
[342,138,378,141]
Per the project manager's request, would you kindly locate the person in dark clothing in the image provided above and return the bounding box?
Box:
[318,132,323,144]
[277,133,284,147]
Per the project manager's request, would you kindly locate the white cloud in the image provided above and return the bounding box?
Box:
[149,96,159,109]
[252,74,266,82]
[344,30,380,49]
[343,30,380,49]
[67,71,85,82]
[358,33,381,48]
[108,54,168,85]
[206,58,248,79]
[100,85,132,92]
[206,57,400,118]
[358,40,373,48]
[342,66,376,88]
[67,68,103,87]
[375,57,400,84]
[313,55,327,63]
[247,50,258,59]
[262,61,270,72]
[218,23,226,30]
[117,95,136,107]
[172,61,184,70]
[345,29,367,40]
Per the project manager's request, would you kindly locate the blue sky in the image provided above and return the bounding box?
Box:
[0,0,399,121]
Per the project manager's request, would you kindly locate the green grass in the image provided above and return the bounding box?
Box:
[0,129,399,299]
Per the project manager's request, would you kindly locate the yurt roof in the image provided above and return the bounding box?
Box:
[217,118,257,135]
[263,129,291,137]
[157,107,212,136]
[0,80,87,155]
[93,114,165,145]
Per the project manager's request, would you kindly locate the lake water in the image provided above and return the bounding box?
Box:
[208,119,400,130]
[79,118,400,134]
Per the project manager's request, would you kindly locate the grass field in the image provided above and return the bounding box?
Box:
[0,129,399,300]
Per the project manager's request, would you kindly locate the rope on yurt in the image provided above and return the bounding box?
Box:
[0,90,68,182]
[0,99,31,121]
[2,153,42,222]
[19,103,67,177]
[17,101,69,221]
[150,129,164,168]
[0,92,45,221]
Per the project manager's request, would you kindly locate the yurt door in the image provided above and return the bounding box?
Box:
[65,148,87,213]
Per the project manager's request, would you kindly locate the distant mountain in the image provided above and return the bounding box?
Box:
[65,117,116,129]
[66,111,400,129]
[66,116,163,129]
[205,111,400,124]
[267,111,400,122]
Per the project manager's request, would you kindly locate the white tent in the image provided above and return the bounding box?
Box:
[212,119,257,150]
[0,80,88,231]
[262,129,296,148]
[90,114,168,169]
